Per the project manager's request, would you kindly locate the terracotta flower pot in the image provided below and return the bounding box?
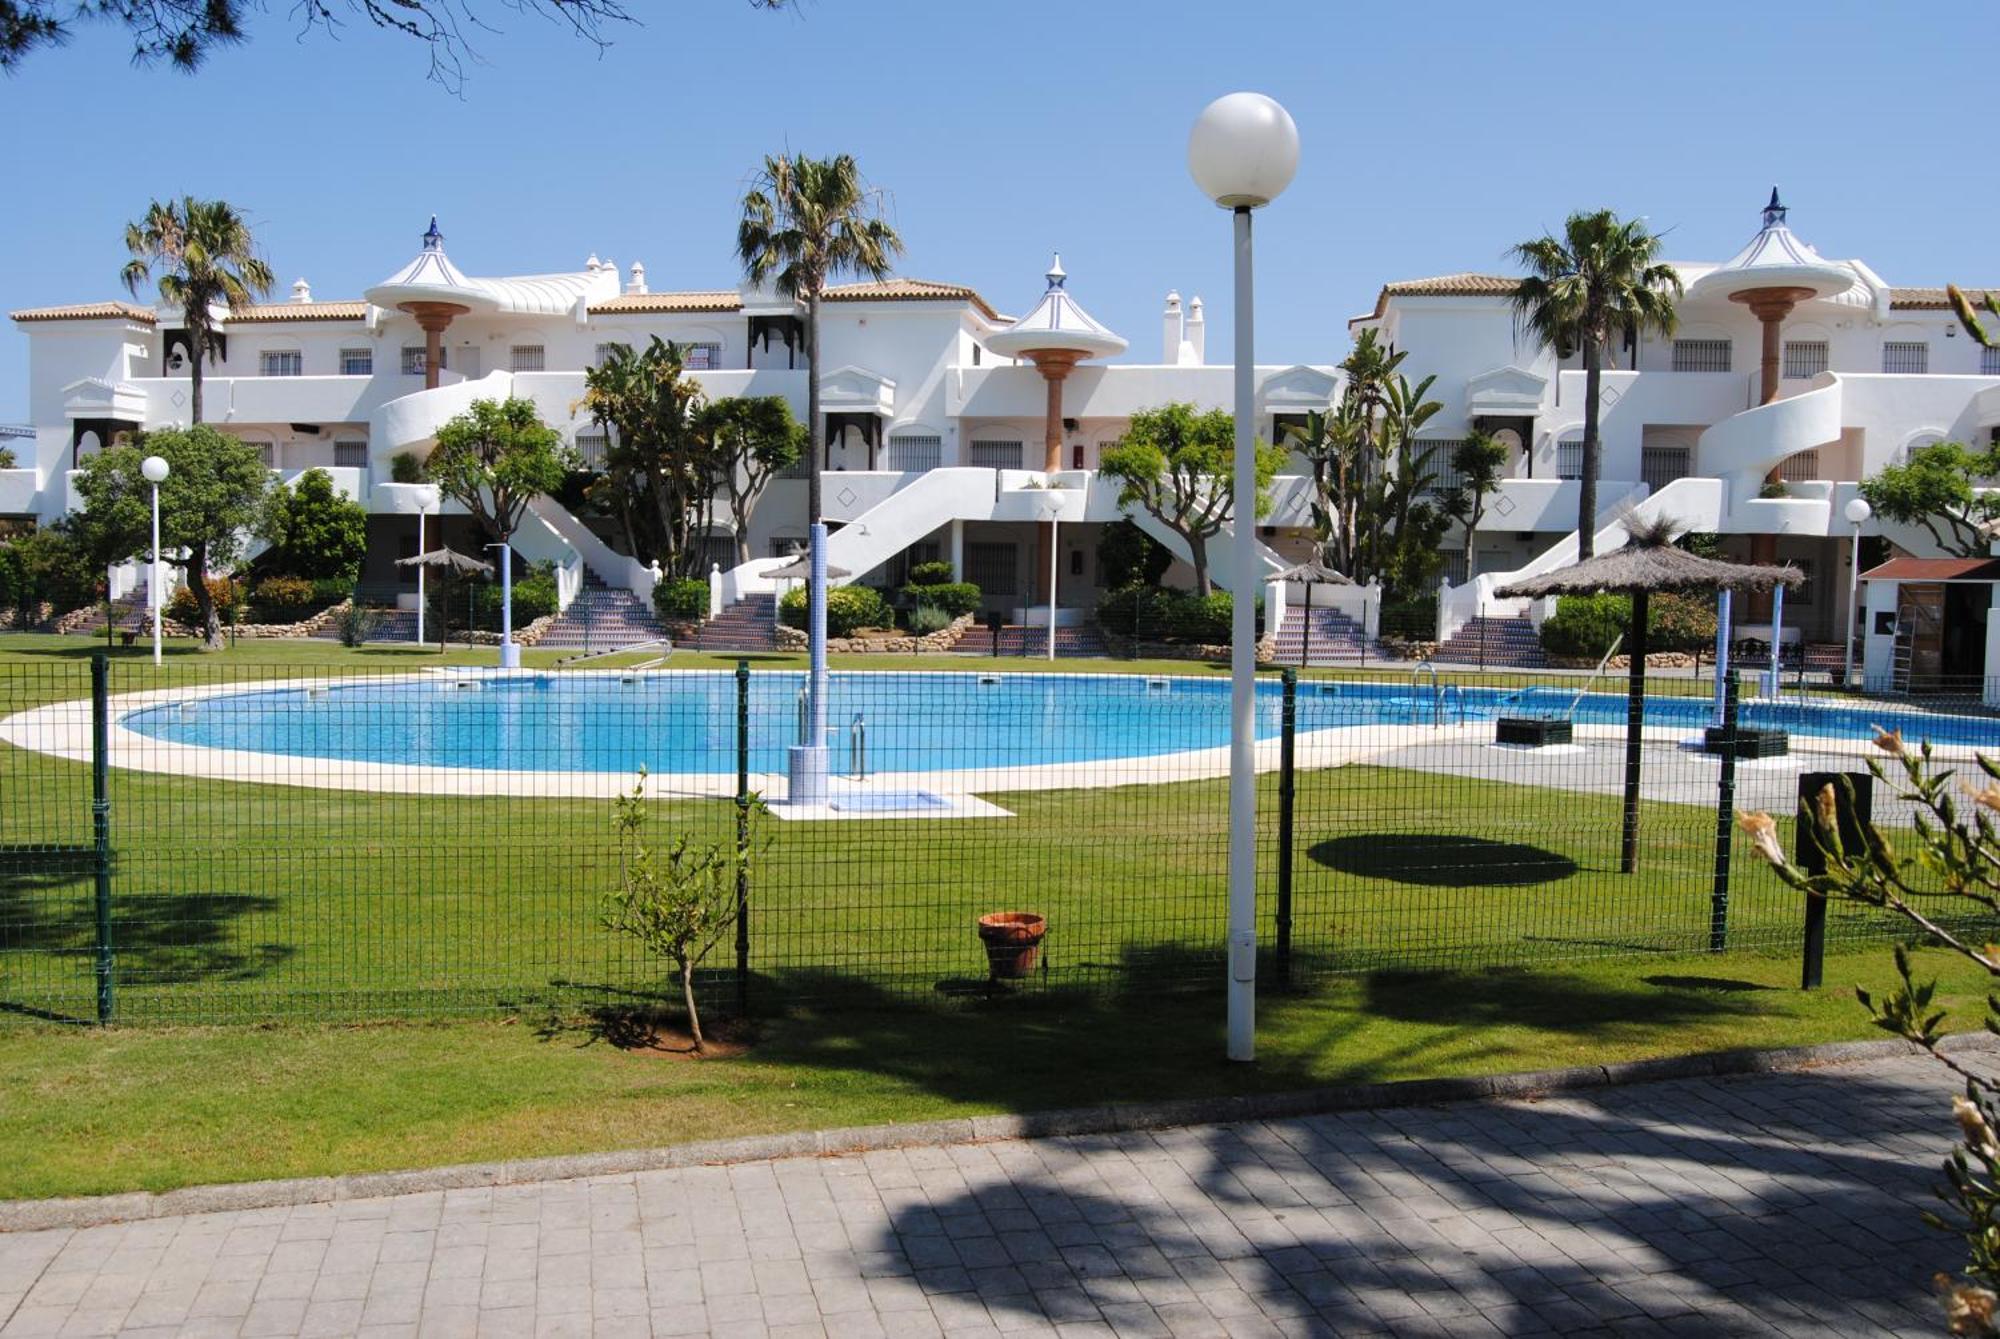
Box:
[977,911,1047,980]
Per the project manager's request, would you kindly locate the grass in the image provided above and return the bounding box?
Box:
[0,944,1985,1201]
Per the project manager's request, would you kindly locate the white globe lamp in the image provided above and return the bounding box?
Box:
[1188,92,1300,1065]
[1187,93,1300,209]
[1844,497,1872,526]
[141,455,170,666]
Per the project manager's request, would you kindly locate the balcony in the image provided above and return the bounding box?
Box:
[1474,478,1644,533]
[131,375,377,428]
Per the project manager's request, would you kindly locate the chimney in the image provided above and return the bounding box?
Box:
[627,261,648,295]
[586,252,601,271]
[1185,296,1206,365]
[290,277,312,304]
[1162,291,1183,364]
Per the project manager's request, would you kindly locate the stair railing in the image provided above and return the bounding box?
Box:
[1565,633,1625,721]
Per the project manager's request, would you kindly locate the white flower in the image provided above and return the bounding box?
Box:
[1736,811,1785,866]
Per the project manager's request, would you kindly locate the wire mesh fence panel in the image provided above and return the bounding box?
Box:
[2,654,1998,1026]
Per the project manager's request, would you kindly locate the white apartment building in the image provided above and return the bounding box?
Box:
[6,220,1339,631]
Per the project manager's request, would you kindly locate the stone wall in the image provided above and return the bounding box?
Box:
[1099,630,1278,664]
[451,614,559,648]
[774,614,975,654]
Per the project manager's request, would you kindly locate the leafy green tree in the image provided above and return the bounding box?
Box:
[425,397,575,547]
[121,197,273,425]
[71,426,270,648]
[1442,430,1509,579]
[579,338,712,576]
[1510,211,1681,558]
[1859,440,2000,558]
[258,467,367,581]
[699,397,805,566]
[737,153,903,593]
[1098,402,1284,597]
[1095,518,1173,590]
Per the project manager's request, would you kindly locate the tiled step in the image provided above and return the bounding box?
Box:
[1431,616,1546,667]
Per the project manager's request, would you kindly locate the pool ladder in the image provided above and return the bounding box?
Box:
[1409,661,1467,726]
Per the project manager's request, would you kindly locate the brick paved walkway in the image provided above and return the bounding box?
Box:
[0,1052,1972,1337]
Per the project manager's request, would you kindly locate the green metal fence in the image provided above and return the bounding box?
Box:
[0,653,1984,1026]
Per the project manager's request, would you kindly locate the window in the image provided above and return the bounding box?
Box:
[1672,339,1732,373]
[1272,412,1313,447]
[968,439,1024,470]
[1789,557,1815,607]
[965,542,1018,596]
[402,345,443,376]
[1783,341,1828,379]
[1983,346,2000,376]
[509,345,545,373]
[681,342,722,371]
[971,344,982,367]
[1069,549,1084,578]
[249,441,276,467]
[885,434,941,471]
[259,350,303,377]
[339,348,372,376]
[1883,341,1929,374]
[334,440,367,469]
[1557,438,1584,480]
[1640,445,1690,492]
[576,431,608,471]
[1420,440,1465,493]
[1071,443,1085,470]
[1778,450,1819,482]
[593,343,619,366]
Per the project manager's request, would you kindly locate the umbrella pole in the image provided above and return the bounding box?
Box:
[1621,591,1649,875]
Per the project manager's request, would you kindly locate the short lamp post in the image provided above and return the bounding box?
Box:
[1188,91,1299,1064]
[1844,496,1872,689]
[141,454,170,667]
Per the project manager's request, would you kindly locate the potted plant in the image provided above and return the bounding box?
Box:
[977,911,1046,980]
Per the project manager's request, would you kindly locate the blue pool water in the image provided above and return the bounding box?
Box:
[120,672,2000,775]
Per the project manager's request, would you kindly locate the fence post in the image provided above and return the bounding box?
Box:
[90,652,113,1025]
[1276,668,1296,990]
[1708,670,1740,952]
[1797,770,1873,990]
[735,660,751,1017]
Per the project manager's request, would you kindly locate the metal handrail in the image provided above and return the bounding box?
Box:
[1566,633,1625,720]
[1412,660,1441,725]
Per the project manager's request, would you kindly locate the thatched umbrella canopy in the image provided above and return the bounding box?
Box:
[1497,517,1801,874]
[764,556,853,582]
[396,548,494,576]
[1272,558,1354,665]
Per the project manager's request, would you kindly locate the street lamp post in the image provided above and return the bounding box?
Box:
[1188,91,1299,1064]
[141,455,170,666]
[1844,496,1872,689]
[1042,499,1061,662]
[487,542,519,669]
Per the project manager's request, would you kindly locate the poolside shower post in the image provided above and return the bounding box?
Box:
[1713,588,1731,726]
[1190,91,1299,1064]
[1766,582,1784,699]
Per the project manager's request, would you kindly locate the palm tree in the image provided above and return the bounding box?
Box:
[122,197,274,425]
[1510,211,1680,558]
[736,154,901,763]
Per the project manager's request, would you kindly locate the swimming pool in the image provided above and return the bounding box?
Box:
[113,671,2000,776]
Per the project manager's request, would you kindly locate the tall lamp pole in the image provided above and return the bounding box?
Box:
[141,454,170,667]
[1188,92,1300,1064]
[1042,498,1061,662]
[487,542,519,668]
[1844,496,1872,689]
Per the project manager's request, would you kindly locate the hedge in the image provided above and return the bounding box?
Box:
[1538,591,1719,658]
[654,578,709,622]
[779,584,891,636]
[907,560,954,585]
[899,581,980,617]
[247,574,319,622]
[1094,586,1240,644]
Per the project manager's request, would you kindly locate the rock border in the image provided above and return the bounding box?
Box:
[3,1031,1985,1233]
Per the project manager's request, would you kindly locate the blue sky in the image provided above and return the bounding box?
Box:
[3,0,1997,421]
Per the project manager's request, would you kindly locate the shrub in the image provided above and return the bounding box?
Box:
[310,576,355,607]
[906,604,952,635]
[257,467,366,581]
[1378,595,1438,642]
[12,524,99,618]
[779,583,891,636]
[469,571,560,628]
[333,603,377,648]
[167,576,243,627]
[654,577,709,622]
[0,447,16,470]
[1539,593,1630,659]
[907,560,954,585]
[390,452,423,484]
[247,574,318,622]
[1096,520,1172,590]
[1094,586,1235,644]
[900,581,980,617]
[1649,592,1718,653]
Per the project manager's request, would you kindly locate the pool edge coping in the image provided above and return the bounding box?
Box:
[4,1030,1988,1233]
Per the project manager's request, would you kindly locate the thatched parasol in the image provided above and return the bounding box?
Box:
[764,556,853,582]
[396,548,494,576]
[1272,557,1354,666]
[1498,516,1801,874]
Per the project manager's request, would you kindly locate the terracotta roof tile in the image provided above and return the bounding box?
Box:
[1349,273,1520,327]
[227,301,369,322]
[826,278,1000,321]
[587,290,743,315]
[1890,286,2000,310]
[9,301,157,324]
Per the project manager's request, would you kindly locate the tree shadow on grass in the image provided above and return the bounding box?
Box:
[1308,833,1577,887]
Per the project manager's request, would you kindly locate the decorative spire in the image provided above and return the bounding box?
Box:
[1046,253,1066,290]
[422,216,444,252]
[1762,187,1786,229]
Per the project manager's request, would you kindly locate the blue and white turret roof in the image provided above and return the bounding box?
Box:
[364,218,620,317]
[1685,190,1856,303]
[986,255,1128,360]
